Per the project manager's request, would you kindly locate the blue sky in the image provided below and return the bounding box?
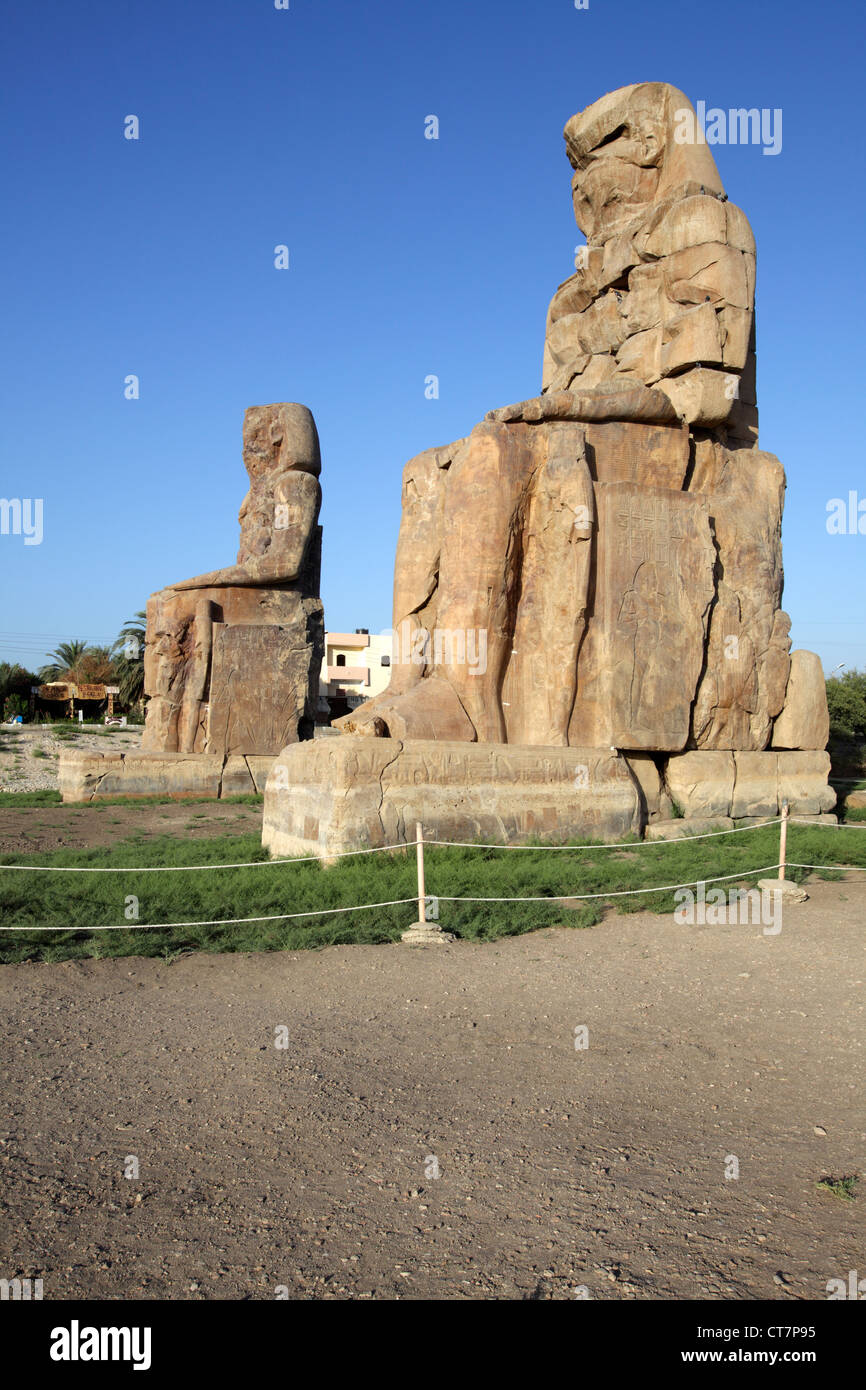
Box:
[0,0,863,675]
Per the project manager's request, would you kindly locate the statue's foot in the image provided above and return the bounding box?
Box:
[334,677,476,741]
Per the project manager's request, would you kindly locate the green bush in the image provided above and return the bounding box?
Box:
[0,662,36,713]
[827,669,866,744]
[3,693,28,721]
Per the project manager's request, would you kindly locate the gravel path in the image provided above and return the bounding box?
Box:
[1,878,863,1301]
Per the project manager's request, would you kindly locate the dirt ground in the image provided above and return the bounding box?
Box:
[1,876,863,1301]
[0,801,263,856]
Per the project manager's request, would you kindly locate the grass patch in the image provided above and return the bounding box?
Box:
[1,817,864,964]
[0,791,63,807]
[816,1175,860,1201]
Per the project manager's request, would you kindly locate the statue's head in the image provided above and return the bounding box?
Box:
[564,83,725,242]
[241,403,321,484]
[237,403,321,569]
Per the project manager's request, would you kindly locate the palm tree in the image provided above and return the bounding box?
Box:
[112,611,147,709]
[38,640,90,683]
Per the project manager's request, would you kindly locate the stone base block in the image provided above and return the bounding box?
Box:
[623,753,673,823]
[662,750,834,820]
[262,737,641,861]
[246,756,277,793]
[645,816,734,841]
[221,755,256,796]
[776,752,836,816]
[757,878,809,904]
[59,750,275,802]
[401,923,455,945]
[665,751,734,818]
[785,813,838,826]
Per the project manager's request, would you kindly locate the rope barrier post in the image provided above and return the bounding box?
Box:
[401,821,454,945]
[758,798,809,906]
[417,820,427,925]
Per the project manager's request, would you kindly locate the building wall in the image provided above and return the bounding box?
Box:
[319,630,393,717]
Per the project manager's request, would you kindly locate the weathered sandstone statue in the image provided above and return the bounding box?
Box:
[61,404,324,801]
[332,82,816,757]
[142,403,323,757]
[263,83,832,857]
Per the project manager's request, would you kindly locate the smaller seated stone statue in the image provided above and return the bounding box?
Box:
[142,404,324,758]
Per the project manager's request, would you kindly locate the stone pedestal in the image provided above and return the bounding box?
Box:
[59,750,275,802]
[262,736,641,862]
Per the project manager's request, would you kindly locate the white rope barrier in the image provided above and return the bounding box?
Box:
[785,862,866,872]
[1,896,420,931]
[0,869,787,933]
[435,864,782,904]
[0,809,858,877]
[0,815,793,873]
[789,818,866,829]
[0,842,415,872]
[2,802,864,938]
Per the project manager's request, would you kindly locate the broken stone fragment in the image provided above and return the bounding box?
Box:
[771,651,830,751]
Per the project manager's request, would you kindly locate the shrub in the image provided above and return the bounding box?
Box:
[827,669,866,744]
[3,693,28,721]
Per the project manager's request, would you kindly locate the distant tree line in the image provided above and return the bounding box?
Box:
[826,668,866,747]
[1,612,146,721]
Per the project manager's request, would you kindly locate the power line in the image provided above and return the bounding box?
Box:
[0,632,120,640]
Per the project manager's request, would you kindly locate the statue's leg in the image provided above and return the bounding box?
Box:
[432,422,538,742]
[505,429,594,744]
[178,600,214,753]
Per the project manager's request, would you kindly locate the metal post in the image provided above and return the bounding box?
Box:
[779,801,789,881]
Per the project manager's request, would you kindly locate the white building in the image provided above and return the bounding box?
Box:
[319,629,392,721]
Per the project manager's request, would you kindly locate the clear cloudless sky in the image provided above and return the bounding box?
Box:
[0,0,863,675]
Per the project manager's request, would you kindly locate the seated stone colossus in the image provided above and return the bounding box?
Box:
[142,403,324,758]
[262,83,832,858]
[334,81,817,756]
[58,403,325,803]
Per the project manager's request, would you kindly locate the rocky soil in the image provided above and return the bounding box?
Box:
[0,725,143,793]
